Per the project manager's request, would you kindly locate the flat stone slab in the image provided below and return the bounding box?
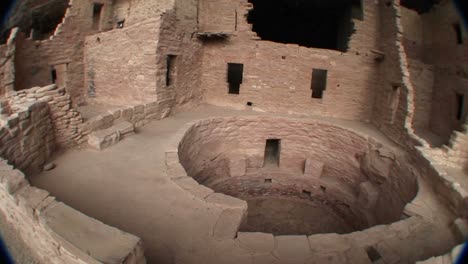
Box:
[43,202,141,264]
[273,235,311,260]
[114,121,134,135]
[236,232,274,254]
[87,122,134,150]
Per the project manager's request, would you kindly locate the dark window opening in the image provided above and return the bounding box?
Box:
[454,23,463,44]
[311,69,328,99]
[302,190,312,197]
[166,55,177,86]
[264,179,272,183]
[264,139,280,167]
[227,63,244,94]
[247,0,361,51]
[93,3,104,30]
[456,93,465,121]
[320,186,327,192]
[246,102,253,106]
[365,246,382,262]
[400,0,440,14]
[51,68,57,84]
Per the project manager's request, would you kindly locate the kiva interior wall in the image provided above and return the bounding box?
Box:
[199,0,381,121]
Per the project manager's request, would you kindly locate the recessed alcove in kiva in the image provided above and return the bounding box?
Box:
[178,117,419,236]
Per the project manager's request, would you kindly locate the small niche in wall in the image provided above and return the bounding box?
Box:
[365,246,382,262]
[166,55,177,86]
[92,3,104,30]
[117,19,125,29]
[311,69,328,99]
[264,139,280,167]
[227,63,244,94]
[388,84,401,124]
[453,23,463,45]
[456,93,465,121]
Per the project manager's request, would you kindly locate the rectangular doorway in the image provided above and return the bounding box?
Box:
[227,63,244,94]
[93,3,104,30]
[311,69,328,99]
[264,139,280,167]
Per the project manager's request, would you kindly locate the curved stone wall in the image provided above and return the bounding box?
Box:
[177,117,418,235]
[165,116,459,262]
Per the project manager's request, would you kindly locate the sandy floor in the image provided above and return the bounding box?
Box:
[30,104,458,264]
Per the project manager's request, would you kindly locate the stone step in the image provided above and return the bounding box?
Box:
[88,121,134,150]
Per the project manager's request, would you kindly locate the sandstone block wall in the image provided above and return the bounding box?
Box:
[84,18,161,105]
[14,0,115,104]
[0,28,18,96]
[0,100,54,175]
[199,0,380,121]
[155,9,204,109]
[6,84,88,148]
[112,0,175,27]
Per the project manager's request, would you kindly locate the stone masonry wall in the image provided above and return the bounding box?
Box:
[155,5,204,110]
[424,2,468,142]
[199,0,380,121]
[6,84,88,148]
[0,28,18,96]
[166,117,458,263]
[112,0,174,27]
[84,18,161,105]
[177,117,417,230]
[0,101,54,175]
[14,0,115,105]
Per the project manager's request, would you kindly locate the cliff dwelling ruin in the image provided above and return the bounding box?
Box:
[0,0,468,264]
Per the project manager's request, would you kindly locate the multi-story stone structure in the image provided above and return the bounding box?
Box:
[0,0,467,263]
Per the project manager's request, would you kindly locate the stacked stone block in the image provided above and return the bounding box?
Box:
[6,84,88,147]
[0,100,54,175]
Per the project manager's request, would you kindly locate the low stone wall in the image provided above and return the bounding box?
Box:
[86,98,173,131]
[165,116,460,263]
[5,84,88,148]
[0,158,146,264]
[0,100,54,175]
